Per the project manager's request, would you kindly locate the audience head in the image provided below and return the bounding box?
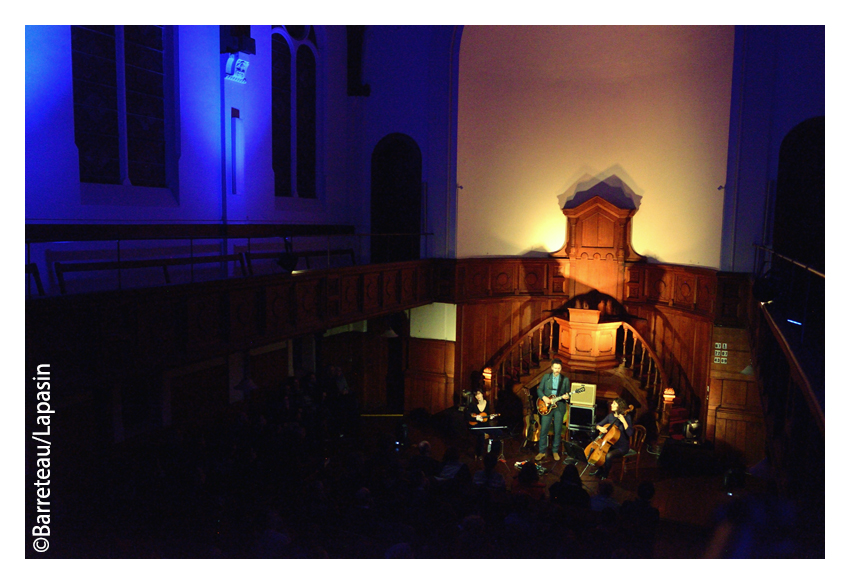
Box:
[598,479,614,498]
[418,440,432,456]
[637,480,655,501]
[483,451,499,471]
[560,464,581,485]
[518,461,539,484]
[443,446,460,463]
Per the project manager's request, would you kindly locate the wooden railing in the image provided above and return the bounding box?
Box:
[54,252,249,294]
[26,224,435,296]
[26,223,360,296]
[618,321,669,413]
[747,276,824,514]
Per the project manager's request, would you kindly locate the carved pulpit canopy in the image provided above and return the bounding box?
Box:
[549,177,645,301]
[550,195,644,263]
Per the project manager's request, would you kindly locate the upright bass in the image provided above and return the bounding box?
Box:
[583,405,634,467]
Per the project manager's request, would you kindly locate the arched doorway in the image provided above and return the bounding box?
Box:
[370,133,422,263]
[773,116,824,273]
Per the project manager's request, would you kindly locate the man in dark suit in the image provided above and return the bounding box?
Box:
[535,358,570,461]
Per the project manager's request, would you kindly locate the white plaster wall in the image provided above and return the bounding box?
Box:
[457,26,734,268]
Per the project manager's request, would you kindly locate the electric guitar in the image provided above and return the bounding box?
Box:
[536,386,586,416]
[468,412,500,426]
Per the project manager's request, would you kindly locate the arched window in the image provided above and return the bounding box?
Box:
[371,133,423,263]
[70,25,174,188]
[271,26,318,198]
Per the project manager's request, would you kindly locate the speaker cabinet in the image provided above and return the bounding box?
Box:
[568,404,596,430]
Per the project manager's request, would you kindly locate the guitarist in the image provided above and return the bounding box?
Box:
[535,358,570,462]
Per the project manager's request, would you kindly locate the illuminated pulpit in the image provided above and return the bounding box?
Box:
[556,308,621,371]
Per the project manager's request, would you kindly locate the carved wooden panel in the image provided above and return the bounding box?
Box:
[582,211,616,248]
[400,267,417,304]
[362,272,381,311]
[339,274,360,315]
[644,267,670,303]
[519,262,547,294]
[295,279,323,326]
[464,262,490,298]
[696,275,715,314]
[490,265,515,295]
[266,283,295,333]
[325,275,341,319]
[624,265,643,302]
[382,268,400,307]
[673,272,696,308]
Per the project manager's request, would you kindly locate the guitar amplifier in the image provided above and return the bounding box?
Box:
[568,383,596,407]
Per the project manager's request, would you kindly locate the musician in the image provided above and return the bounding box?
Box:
[535,358,570,462]
[467,390,494,460]
[590,398,634,479]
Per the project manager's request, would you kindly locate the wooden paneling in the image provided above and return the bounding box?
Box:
[715,272,750,327]
[626,302,714,416]
[706,326,765,466]
[569,254,621,299]
[626,263,717,319]
[455,298,562,402]
[322,331,389,412]
[405,338,455,413]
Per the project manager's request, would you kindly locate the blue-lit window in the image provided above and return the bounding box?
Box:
[71,25,174,188]
[271,26,317,198]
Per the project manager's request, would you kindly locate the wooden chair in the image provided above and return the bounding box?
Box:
[618,424,647,481]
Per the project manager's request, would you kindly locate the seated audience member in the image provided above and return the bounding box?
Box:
[408,440,442,479]
[619,480,660,558]
[549,464,590,509]
[473,452,507,491]
[435,447,471,485]
[511,461,546,500]
[590,479,620,513]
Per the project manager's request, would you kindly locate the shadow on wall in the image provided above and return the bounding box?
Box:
[549,288,632,322]
[558,171,643,211]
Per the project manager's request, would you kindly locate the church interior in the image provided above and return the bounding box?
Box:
[24,24,825,561]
